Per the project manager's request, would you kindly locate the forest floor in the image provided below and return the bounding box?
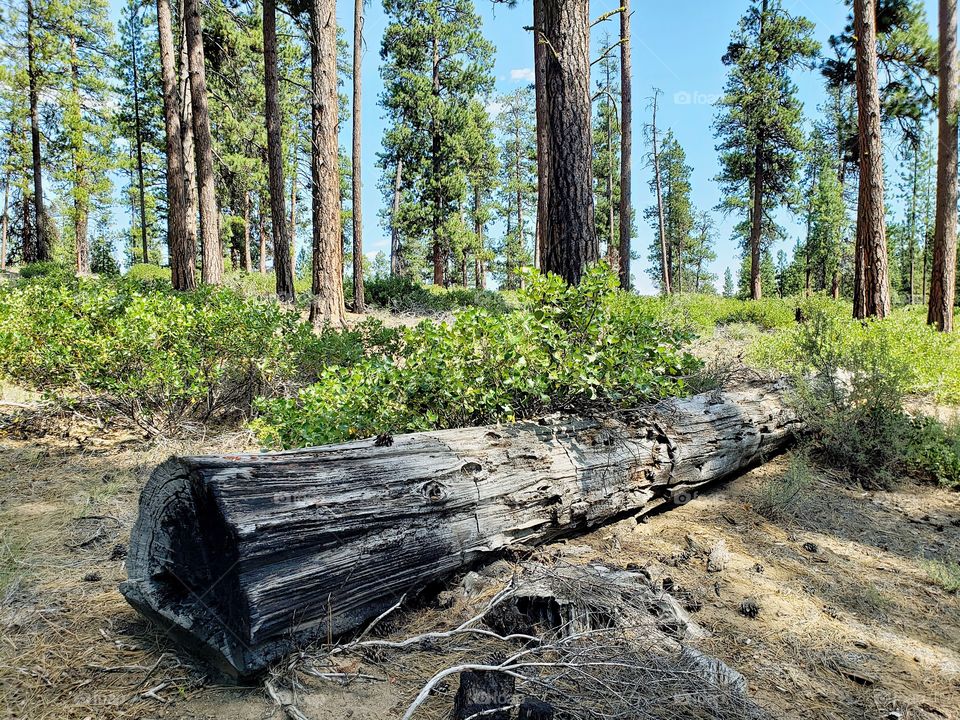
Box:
[1,348,959,719]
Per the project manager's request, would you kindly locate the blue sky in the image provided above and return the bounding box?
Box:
[106,0,940,293]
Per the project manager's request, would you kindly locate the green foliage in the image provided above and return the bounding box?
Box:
[18,261,72,281]
[641,293,797,334]
[126,263,171,284]
[750,300,960,403]
[255,266,700,448]
[750,301,960,488]
[0,273,383,431]
[363,274,508,314]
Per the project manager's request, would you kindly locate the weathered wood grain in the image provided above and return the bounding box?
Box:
[120,379,800,677]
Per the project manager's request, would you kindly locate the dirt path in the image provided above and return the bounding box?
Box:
[1,399,958,720]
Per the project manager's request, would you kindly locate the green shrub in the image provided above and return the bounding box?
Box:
[638,293,800,335]
[254,266,699,448]
[923,557,960,593]
[126,263,172,284]
[757,304,960,489]
[754,450,814,520]
[0,275,390,431]
[750,300,960,404]
[18,261,72,282]
[364,274,508,314]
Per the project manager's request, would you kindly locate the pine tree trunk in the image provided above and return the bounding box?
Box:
[391,159,402,275]
[157,0,196,290]
[605,69,616,268]
[184,0,222,285]
[929,0,959,331]
[617,0,632,289]
[262,0,294,301]
[69,38,91,276]
[533,0,550,272]
[431,33,445,287]
[651,92,670,294]
[26,0,47,263]
[853,0,892,319]
[351,0,365,312]
[242,191,253,272]
[474,184,484,289]
[308,0,346,327]
[541,0,596,285]
[749,145,764,300]
[178,4,200,271]
[128,22,150,265]
[290,144,298,280]
[258,194,268,274]
[0,172,8,271]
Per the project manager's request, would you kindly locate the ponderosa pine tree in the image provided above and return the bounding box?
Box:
[380,0,494,287]
[853,0,893,318]
[592,37,621,267]
[184,0,221,284]
[57,0,115,275]
[929,0,958,331]
[307,0,346,326]
[351,0,365,311]
[540,0,596,284]
[262,0,294,300]
[156,0,195,289]
[618,0,632,289]
[647,89,669,294]
[714,0,818,300]
[462,99,498,287]
[646,131,691,293]
[496,87,536,289]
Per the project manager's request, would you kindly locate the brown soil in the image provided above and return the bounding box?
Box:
[1,388,958,720]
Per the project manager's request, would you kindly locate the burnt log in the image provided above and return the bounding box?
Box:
[120,379,799,677]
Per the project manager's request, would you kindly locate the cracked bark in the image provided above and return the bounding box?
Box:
[122,380,799,677]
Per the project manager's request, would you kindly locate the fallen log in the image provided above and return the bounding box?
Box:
[120,378,800,677]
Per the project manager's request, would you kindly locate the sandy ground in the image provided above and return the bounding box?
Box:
[1,384,959,720]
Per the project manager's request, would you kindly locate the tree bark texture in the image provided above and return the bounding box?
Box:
[129,18,150,265]
[262,0,294,302]
[178,2,200,275]
[853,0,892,318]
[929,0,959,331]
[533,0,550,272]
[540,0,597,285]
[391,159,402,275]
[157,0,196,290]
[618,0,632,289]
[352,0,365,312]
[184,0,222,284]
[26,0,48,263]
[308,0,346,326]
[121,379,800,678]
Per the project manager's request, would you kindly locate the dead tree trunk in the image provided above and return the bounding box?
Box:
[122,380,799,678]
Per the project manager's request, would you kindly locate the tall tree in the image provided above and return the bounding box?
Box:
[592,36,620,267]
[497,87,536,289]
[351,0,365,311]
[929,0,959,331]
[184,0,221,284]
[647,89,669,294]
[533,0,549,270]
[25,0,49,262]
[618,0,632,289]
[714,0,818,300]
[380,0,494,286]
[262,0,293,301]
[307,0,346,326]
[539,0,596,284]
[156,0,195,289]
[853,0,893,318]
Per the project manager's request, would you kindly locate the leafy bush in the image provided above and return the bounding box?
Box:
[750,299,960,404]
[18,261,73,282]
[364,274,509,314]
[640,293,799,334]
[254,266,699,448]
[126,263,171,284]
[0,274,393,431]
[757,304,960,489]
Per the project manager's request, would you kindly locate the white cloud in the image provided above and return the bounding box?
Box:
[486,100,504,118]
[510,68,535,83]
